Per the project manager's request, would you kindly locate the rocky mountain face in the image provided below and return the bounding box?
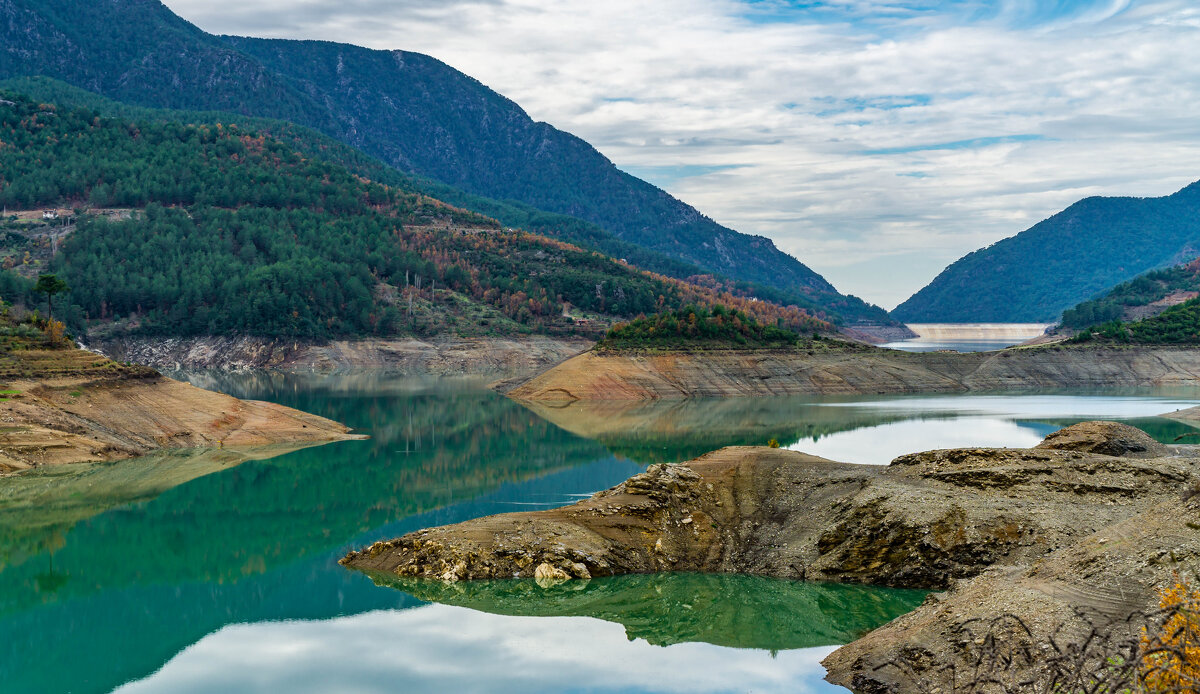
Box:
[0,0,892,324]
[894,181,1200,323]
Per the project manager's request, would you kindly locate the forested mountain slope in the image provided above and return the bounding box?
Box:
[893,182,1200,322]
[1059,259,1200,330]
[0,93,828,340]
[0,76,836,321]
[0,0,893,325]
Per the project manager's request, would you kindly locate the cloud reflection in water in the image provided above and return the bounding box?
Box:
[115,604,846,694]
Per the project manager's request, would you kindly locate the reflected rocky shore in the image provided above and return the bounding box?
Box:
[367,572,927,650]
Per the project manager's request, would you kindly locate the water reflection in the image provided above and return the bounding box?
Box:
[0,375,1196,693]
[365,573,927,650]
[114,606,846,694]
[517,390,1200,465]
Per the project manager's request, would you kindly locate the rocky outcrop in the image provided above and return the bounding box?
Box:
[1035,419,1170,458]
[342,422,1199,692]
[92,335,591,375]
[502,344,1200,399]
[341,423,1196,590]
[0,347,358,473]
[823,495,1200,692]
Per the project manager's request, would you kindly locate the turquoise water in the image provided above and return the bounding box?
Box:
[1,373,1197,693]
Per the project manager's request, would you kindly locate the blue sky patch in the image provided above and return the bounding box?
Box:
[862,133,1047,155]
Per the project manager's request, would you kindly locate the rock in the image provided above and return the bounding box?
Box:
[95,335,591,376]
[534,562,571,587]
[1034,420,1169,457]
[823,495,1200,692]
[342,424,1198,592]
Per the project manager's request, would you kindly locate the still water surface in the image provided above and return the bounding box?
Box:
[2,373,1198,694]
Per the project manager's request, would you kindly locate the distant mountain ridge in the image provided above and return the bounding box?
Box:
[893,182,1200,323]
[0,0,893,325]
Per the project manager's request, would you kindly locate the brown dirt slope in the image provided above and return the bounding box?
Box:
[503,344,1200,399]
[0,347,358,473]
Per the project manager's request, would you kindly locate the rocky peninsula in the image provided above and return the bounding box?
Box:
[0,342,358,473]
[341,422,1199,691]
[502,341,1200,399]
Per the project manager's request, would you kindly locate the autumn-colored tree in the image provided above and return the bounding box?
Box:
[1141,575,1200,691]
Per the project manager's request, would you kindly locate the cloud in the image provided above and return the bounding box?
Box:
[162,0,1200,308]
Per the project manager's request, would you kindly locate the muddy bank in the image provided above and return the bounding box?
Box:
[0,347,357,473]
[503,343,1200,399]
[340,422,1198,692]
[93,335,591,376]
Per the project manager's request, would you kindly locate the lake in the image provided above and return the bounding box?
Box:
[2,373,1198,694]
[881,322,1055,352]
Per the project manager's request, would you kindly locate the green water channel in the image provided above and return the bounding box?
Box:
[1,373,1198,693]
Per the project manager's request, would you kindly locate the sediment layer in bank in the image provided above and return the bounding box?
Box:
[93,335,592,376]
[504,343,1200,399]
[0,346,358,473]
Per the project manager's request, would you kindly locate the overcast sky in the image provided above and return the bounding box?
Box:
[161,0,1200,309]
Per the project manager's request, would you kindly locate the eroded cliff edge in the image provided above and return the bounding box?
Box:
[341,422,1199,692]
[0,345,358,473]
[502,342,1200,399]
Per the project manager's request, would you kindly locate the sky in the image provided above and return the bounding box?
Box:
[160,0,1200,309]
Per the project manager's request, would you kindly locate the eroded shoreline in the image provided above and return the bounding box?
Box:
[340,422,1200,692]
[503,343,1200,400]
[0,346,359,473]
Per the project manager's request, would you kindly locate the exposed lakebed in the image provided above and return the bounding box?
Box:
[2,373,1198,693]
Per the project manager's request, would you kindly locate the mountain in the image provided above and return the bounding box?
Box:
[893,182,1200,323]
[0,0,893,325]
[0,75,831,320]
[1060,259,1200,331]
[0,91,829,340]
[1067,295,1200,345]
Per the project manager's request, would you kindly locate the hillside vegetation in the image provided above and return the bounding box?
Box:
[597,305,802,351]
[893,182,1200,322]
[0,0,895,326]
[1060,259,1200,330]
[1068,297,1200,345]
[0,93,829,340]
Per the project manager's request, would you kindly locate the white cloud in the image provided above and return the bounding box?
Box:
[163,0,1200,308]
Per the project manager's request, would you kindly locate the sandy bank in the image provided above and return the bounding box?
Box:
[504,343,1200,399]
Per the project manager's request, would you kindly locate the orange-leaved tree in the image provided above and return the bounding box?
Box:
[1141,575,1200,692]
